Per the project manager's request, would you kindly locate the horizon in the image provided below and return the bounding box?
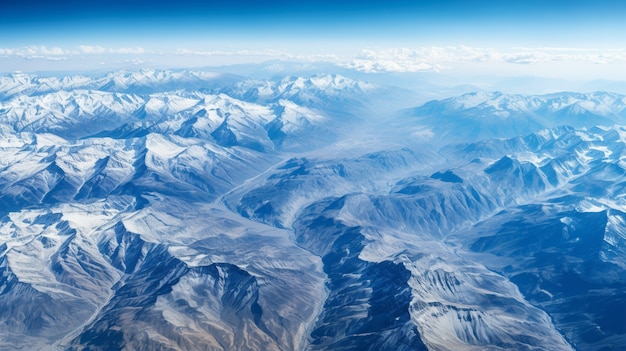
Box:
[2,1,626,92]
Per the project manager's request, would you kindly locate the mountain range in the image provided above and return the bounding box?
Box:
[0,69,624,351]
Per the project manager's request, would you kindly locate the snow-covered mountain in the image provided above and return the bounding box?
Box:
[0,69,241,99]
[399,91,626,142]
[0,69,625,351]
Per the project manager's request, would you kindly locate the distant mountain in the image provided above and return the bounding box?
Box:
[0,69,242,99]
[0,71,386,149]
[399,91,626,142]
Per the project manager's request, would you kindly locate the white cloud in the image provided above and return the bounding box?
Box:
[340,46,626,73]
[79,45,106,54]
[124,58,146,65]
[37,46,67,55]
[3,44,626,77]
[341,48,447,73]
[79,46,146,55]
[0,45,148,59]
[5,46,69,59]
[173,48,291,57]
[111,47,145,54]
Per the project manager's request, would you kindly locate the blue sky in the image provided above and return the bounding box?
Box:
[1,0,626,80]
[3,0,622,46]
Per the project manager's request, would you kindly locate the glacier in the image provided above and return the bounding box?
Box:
[0,68,625,350]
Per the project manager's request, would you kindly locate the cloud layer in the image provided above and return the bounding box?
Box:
[2,45,626,76]
[0,46,147,60]
[341,47,626,73]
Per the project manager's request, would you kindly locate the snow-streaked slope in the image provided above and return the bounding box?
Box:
[229,125,626,351]
[65,199,326,351]
[0,69,385,350]
[0,131,279,213]
[0,196,326,351]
